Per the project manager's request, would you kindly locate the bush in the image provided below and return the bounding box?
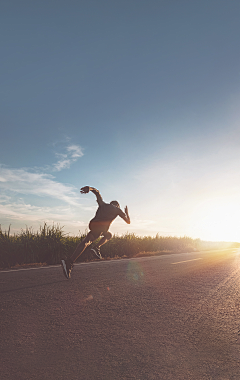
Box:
[0,223,237,268]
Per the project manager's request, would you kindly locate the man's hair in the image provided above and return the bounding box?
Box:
[110,200,120,208]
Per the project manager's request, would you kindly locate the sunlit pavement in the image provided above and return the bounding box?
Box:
[1,248,240,379]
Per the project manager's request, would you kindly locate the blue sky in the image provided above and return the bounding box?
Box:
[1,0,240,241]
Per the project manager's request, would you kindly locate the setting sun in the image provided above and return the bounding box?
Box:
[189,198,240,242]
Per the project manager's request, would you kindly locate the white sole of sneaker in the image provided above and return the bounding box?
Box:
[61,260,69,279]
[90,248,102,259]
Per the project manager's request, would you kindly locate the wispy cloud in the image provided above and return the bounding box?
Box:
[0,200,83,223]
[0,137,94,233]
[0,199,88,236]
[53,143,84,171]
[67,145,84,158]
[0,165,79,206]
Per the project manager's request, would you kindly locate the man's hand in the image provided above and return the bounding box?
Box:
[80,186,90,194]
[80,186,103,205]
[124,206,130,224]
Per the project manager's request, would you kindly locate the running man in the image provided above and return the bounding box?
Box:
[61,186,130,279]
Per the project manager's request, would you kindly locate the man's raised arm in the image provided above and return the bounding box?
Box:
[80,186,104,206]
[118,205,130,224]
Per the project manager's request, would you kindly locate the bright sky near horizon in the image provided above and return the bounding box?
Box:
[1,0,240,242]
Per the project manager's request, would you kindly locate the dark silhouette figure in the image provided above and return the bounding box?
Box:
[61,186,130,278]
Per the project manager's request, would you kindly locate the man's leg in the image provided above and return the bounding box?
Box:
[90,231,112,259]
[70,231,96,263]
[61,231,97,279]
[96,231,112,248]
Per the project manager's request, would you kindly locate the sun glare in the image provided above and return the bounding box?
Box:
[189,199,240,242]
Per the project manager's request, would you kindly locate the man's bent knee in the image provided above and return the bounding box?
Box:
[85,232,95,243]
[104,231,112,240]
[80,232,94,249]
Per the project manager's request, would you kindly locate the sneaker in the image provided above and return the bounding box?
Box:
[90,247,102,259]
[61,258,73,279]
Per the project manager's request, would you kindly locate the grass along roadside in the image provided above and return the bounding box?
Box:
[0,223,239,269]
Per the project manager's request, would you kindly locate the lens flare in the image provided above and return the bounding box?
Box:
[126,261,144,284]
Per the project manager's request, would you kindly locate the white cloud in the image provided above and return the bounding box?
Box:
[0,166,80,206]
[0,200,88,235]
[67,145,84,158]
[0,194,11,202]
[0,201,78,222]
[0,140,89,234]
[53,159,72,171]
[53,143,84,172]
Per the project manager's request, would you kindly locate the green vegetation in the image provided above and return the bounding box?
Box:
[0,223,238,269]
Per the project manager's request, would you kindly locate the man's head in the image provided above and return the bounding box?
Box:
[110,200,120,208]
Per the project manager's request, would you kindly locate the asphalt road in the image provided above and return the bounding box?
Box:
[1,248,240,380]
